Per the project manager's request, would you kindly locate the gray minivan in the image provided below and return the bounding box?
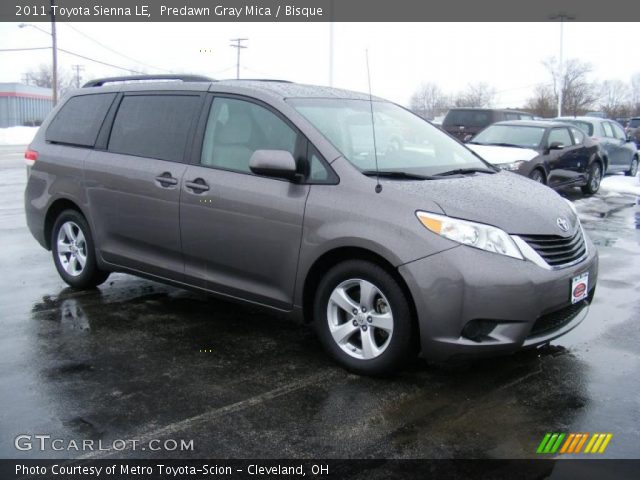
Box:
[24,76,598,375]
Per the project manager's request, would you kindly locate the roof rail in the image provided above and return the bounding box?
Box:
[83,74,214,88]
[224,79,292,83]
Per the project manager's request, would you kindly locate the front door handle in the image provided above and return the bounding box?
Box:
[155,172,178,188]
[185,178,210,193]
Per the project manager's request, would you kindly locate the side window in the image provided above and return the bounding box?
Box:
[504,112,519,121]
[201,97,297,173]
[602,122,614,138]
[46,93,116,147]
[571,128,585,145]
[306,144,336,183]
[611,123,626,140]
[108,95,200,162]
[547,128,572,147]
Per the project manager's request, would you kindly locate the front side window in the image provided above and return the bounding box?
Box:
[201,97,298,173]
[602,122,614,138]
[472,125,546,149]
[610,123,626,140]
[571,128,585,145]
[108,95,200,161]
[561,120,594,136]
[547,128,572,147]
[289,99,488,176]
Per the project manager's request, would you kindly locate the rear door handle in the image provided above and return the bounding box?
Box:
[155,172,178,188]
[185,178,210,193]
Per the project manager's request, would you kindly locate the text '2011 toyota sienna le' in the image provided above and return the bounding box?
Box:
[24,75,598,375]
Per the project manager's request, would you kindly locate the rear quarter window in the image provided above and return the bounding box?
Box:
[46,93,116,147]
[443,110,491,128]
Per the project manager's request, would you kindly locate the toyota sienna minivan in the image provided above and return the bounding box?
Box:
[24,75,598,375]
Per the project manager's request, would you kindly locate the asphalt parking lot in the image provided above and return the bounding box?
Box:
[1,144,639,460]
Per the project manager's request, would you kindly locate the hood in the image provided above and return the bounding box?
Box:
[385,171,577,236]
[467,144,539,164]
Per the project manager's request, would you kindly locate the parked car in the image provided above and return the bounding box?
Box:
[24,75,598,375]
[467,120,605,194]
[556,116,638,177]
[442,108,534,141]
[626,117,640,148]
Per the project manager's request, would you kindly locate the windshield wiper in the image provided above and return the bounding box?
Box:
[433,167,497,177]
[361,170,437,180]
[486,142,526,148]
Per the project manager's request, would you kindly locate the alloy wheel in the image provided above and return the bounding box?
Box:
[56,221,87,277]
[326,278,394,360]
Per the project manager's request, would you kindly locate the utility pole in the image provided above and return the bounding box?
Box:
[229,38,248,79]
[72,64,85,88]
[549,13,575,117]
[50,0,58,105]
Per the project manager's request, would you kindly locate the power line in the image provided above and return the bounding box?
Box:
[63,23,172,73]
[57,48,146,74]
[0,47,50,52]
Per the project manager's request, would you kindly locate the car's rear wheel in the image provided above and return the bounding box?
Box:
[626,157,638,177]
[313,260,415,375]
[529,169,546,184]
[581,162,602,195]
[51,210,109,289]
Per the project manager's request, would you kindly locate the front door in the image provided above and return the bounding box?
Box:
[180,96,309,309]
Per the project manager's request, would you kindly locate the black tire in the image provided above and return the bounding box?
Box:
[313,260,415,375]
[51,209,109,289]
[529,169,546,184]
[581,162,602,195]
[626,156,638,177]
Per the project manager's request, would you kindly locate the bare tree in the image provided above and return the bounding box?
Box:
[452,82,496,108]
[23,63,75,95]
[631,72,640,115]
[409,82,449,119]
[524,84,556,118]
[544,57,597,116]
[598,80,631,119]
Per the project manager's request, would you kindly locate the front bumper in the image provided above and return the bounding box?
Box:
[398,236,598,361]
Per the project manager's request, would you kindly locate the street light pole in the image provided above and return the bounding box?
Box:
[549,13,575,117]
[50,0,58,105]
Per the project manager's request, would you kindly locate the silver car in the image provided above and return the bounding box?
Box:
[25,76,598,375]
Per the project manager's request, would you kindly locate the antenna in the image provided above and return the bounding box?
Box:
[366,50,382,194]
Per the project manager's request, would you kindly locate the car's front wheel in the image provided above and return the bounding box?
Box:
[581,162,602,195]
[529,169,546,184]
[626,156,638,177]
[51,210,109,289]
[313,260,415,375]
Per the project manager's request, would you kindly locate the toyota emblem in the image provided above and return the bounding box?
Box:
[556,217,570,232]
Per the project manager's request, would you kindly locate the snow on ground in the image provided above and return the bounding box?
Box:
[600,174,640,196]
[0,127,39,146]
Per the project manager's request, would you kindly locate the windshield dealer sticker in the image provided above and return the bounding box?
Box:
[571,272,589,304]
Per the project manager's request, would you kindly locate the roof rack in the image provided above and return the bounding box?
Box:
[83,74,214,88]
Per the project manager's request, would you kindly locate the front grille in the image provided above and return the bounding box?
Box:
[527,300,587,338]
[519,228,586,268]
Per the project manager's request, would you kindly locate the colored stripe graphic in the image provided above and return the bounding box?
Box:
[540,433,613,454]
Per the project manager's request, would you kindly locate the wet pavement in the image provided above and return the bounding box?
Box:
[1,144,639,459]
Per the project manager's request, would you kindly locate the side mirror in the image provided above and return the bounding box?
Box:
[249,150,299,181]
[463,134,473,143]
[547,141,564,151]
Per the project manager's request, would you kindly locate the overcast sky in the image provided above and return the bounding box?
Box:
[0,22,638,108]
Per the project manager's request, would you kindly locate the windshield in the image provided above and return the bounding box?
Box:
[558,119,594,136]
[472,125,545,149]
[288,99,488,176]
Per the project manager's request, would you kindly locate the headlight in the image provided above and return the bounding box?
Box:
[499,160,526,171]
[416,211,524,259]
